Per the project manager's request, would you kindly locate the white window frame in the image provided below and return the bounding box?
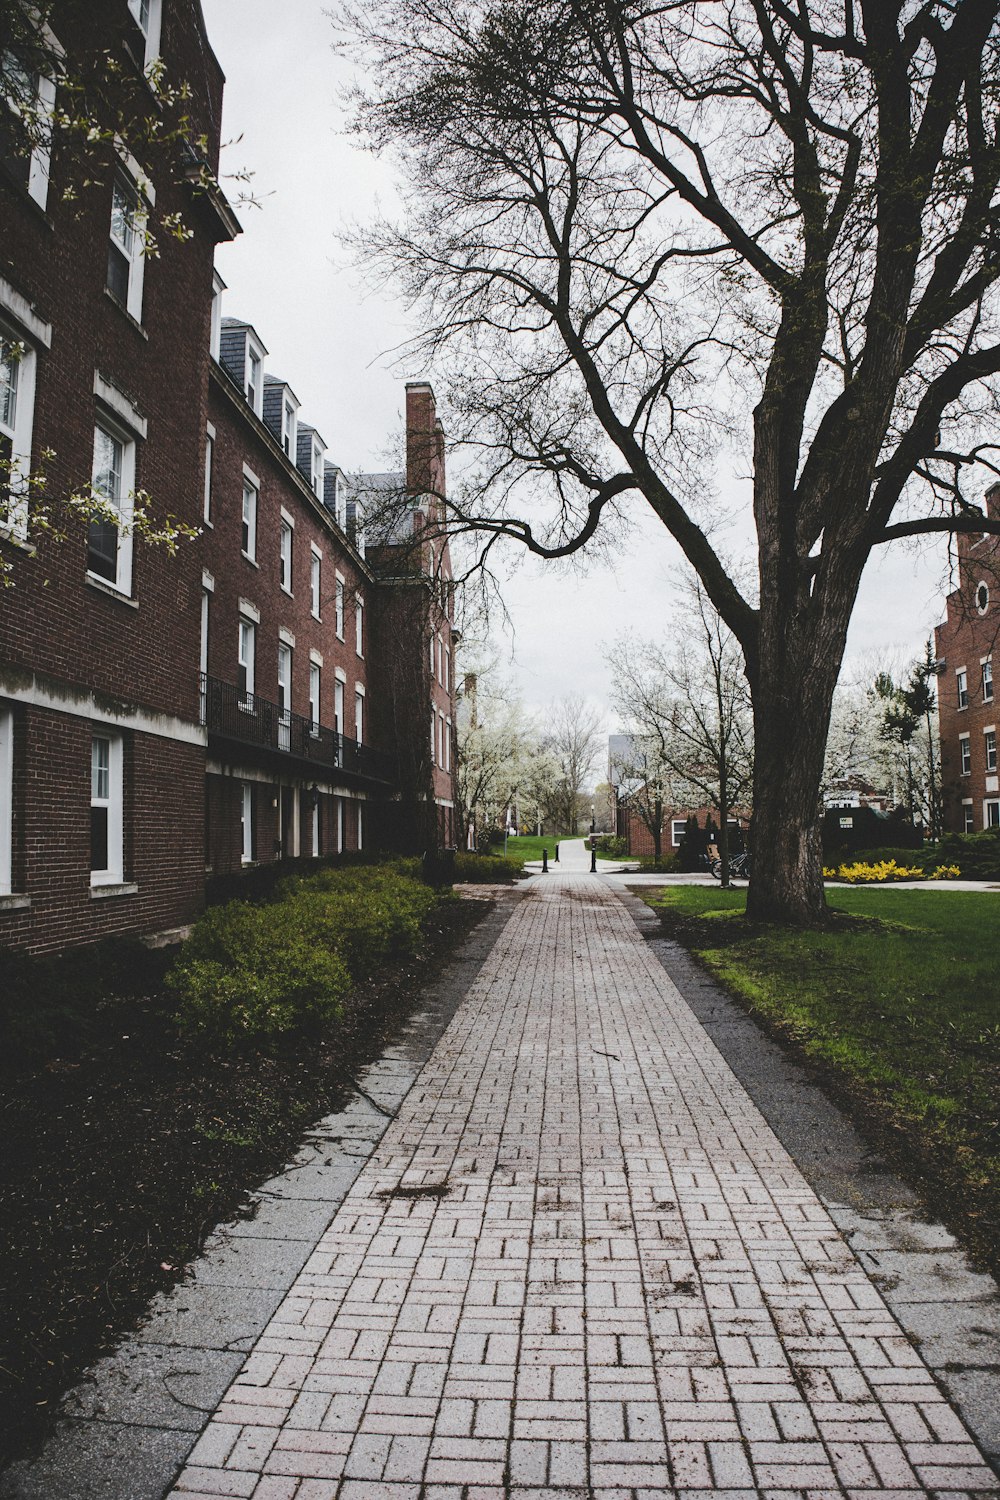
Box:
[282,397,298,458]
[88,415,136,596]
[90,731,123,887]
[309,661,321,736]
[310,546,322,619]
[430,707,436,765]
[199,586,210,719]
[127,0,162,67]
[210,270,224,361]
[245,336,265,417]
[983,657,994,703]
[335,572,345,639]
[311,795,320,857]
[279,513,293,594]
[444,646,451,694]
[0,318,37,541]
[203,423,214,524]
[986,727,997,774]
[355,594,364,657]
[334,674,345,748]
[238,616,255,703]
[445,715,452,772]
[357,801,364,851]
[107,170,147,323]
[986,799,1000,830]
[1,54,57,210]
[0,704,13,895]
[957,667,969,710]
[240,782,254,864]
[962,799,975,834]
[354,686,364,744]
[311,435,324,498]
[277,642,292,750]
[672,819,687,848]
[960,734,971,776]
[241,476,257,561]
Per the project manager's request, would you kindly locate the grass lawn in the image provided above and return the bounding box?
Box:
[644,884,1000,1270]
[488,833,569,861]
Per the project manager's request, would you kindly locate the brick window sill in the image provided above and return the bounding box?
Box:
[90,881,139,900]
[0,893,30,911]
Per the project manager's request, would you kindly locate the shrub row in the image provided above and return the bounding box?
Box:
[453,851,526,883]
[823,859,961,884]
[169,864,444,1044]
[825,829,1000,880]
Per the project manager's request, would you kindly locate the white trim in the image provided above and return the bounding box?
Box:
[242,462,260,488]
[0,670,206,745]
[90,731,124,886]
[985,723,996,735]
[201,568,215,592]
[279,626,296,647]
[114,139,155,206]
[334,666,347,683]
[93,372,147,438]
[0,279,52,348]
[309,648,324,666]
[206,420,216,441]
[88,415,136,596]
[238,597,260,623]
[90,881,138,900]
[354,682,366,697]
[280,505,295,527]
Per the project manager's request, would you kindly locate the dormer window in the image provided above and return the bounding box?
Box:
[283,399,296,458]
[246,347,262,414]
[210,270,224,361]
[311,437,324,498]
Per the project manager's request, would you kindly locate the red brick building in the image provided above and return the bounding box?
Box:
[934,488,1000,833]
[0,1,458,953]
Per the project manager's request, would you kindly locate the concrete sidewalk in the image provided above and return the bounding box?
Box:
[156,874,997,1499]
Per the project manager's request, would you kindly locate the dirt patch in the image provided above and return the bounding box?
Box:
[0,895,491,1467]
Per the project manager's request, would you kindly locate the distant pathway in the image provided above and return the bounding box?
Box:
[169,875,999,1498]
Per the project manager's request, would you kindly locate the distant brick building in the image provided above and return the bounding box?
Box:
[934,488,1000,833]
[0,1,458,953]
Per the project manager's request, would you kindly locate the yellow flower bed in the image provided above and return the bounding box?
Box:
[822,859,962,884]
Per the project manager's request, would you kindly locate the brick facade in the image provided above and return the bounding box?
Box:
[0,1,458,953]
[934,488,1000,834]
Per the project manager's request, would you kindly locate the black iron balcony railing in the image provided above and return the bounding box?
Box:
[200,674,395,785]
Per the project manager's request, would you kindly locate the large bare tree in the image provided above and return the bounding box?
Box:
[338,0,1000,921]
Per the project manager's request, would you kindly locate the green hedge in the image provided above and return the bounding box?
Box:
[169,864,443,1043]
[453,851,526,883]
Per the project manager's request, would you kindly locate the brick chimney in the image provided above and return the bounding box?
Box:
[406,382,446,512]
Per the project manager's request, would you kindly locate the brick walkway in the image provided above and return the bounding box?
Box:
[169,876,1000,1499]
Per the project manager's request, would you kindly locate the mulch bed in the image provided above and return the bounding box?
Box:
[0,894,492,1467]
[647,901,1000,1287]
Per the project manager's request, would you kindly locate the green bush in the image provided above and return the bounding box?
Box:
[931,827,1000,879]
[169,900,350,1042]
[594,835,628,857]
[453,851,525,883]
[170,863,446,1041]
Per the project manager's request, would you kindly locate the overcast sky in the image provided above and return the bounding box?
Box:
[200,0,955,725]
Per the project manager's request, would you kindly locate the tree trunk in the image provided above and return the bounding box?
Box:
[718,771,730,887]
[652,809,662,864]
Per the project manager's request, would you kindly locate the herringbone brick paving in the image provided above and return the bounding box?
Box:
[168,876,1000,1498]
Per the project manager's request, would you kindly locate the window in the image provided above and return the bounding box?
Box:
[1,48,56,209]
[445,716,452,772]
[277,643,292,750]
[238,617,255,701]
[986,729,997,773]
[960,735,971,776]
[987,800,1000,830]
[335,574,345,638]
[282,399,297,458]
[0,704,12,895]
[357,802,364,852]
[430,707,436,765]
[279,518,293,593]
[240,783,254,864]
[957,669,969,710]
[0,325,36,538]
[334,676,345,735]
[88,421,135,594]
[210,270,224,361]
[311,436,324,498]
[90,732,123,885]
[672,819,687,847]
[983,658,994,703]
[199,587,210,719]
[963,802,975,834]
[107,173,145,321]
[444,646,451,695]
[127,0,162,65]
[203,428,214,523]
[310,548,321,618]
[246,347,262,413]
[309,661,321,735]
[241,479,257,560]
[976,582,990,615]
[355,595,364,657]
[311,793,321,857]
[354,688,364,744]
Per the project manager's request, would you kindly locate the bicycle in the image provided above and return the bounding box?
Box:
[710,850,751,880]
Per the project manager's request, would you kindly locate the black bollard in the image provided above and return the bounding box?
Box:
[590,844,597,873]
[554,843,559,862]
[542,849,548,872]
